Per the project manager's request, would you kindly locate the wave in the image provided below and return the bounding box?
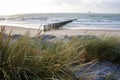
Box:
[0,13,120,30]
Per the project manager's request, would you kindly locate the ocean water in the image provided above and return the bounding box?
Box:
[0,13,120,30]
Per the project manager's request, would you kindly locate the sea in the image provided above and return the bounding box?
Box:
[0,13,120,30]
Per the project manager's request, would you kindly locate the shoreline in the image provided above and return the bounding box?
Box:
[0,25,120,37]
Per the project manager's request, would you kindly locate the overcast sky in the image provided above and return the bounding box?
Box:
[0,0,120,15]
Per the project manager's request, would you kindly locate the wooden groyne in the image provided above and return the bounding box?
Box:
[43,19,77,31]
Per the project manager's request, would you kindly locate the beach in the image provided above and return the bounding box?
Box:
[1,25,120,37]
[0,0,120,79]
[1,25,120,80]
[1,13,120,37]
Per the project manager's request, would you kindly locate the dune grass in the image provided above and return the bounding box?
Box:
[69,36,120,63]
[0,27,76,80]
[0,26,120,80]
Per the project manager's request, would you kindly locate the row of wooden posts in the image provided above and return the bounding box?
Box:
[42,19,77,31]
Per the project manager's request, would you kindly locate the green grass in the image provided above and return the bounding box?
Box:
[70,36,120,63]
[0,26,120,80]
[0,27,76,80]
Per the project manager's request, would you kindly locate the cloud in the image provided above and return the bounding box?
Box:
[54,0,120,13]
[0,0,120,15]
[96,1,120,13]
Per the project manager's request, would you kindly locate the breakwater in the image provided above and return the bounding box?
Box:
[43,19,77,31]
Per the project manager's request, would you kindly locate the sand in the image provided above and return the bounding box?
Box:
[0,25,120,37]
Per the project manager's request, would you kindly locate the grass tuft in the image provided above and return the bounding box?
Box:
[0,26,120,80]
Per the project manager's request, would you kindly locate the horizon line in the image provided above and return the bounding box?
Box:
[1,12,120,16]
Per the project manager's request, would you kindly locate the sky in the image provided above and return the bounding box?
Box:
[0,0,120,15]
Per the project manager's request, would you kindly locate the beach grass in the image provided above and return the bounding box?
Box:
[0,27,76,80]
[70,36,120,63]
[0,27,120,80]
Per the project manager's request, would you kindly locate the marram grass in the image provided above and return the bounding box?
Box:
[0,27,120,80]
[0,27,75,80]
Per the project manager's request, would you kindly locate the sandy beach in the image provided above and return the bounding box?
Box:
[0,25,120,37]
